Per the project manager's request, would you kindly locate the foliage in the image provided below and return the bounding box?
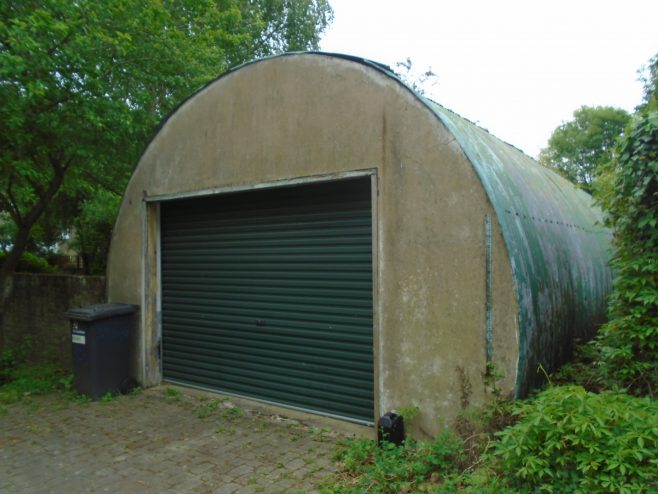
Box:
[395,57,438,96]
[163,386,182,402]
[552,339,605,392]
[70,189,121,274]
[0,250,55,273]
[325,432,467,494]
[0,362,69,404]
[0,0,333,303]
[396,405,420,425]
[100,391,115,403]
[455,397,516,469]
[0,336,71,403]
[637,52,657,112]
[0,336,32,384]
[327,388,656,494]
[245,0,334,55]
[489,385,658,493]
[0,212,15,251]
[593,111,658,396]
[539,106,631,192]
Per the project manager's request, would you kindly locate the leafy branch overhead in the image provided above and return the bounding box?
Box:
[539,106,631,193]
[0,0,332,286]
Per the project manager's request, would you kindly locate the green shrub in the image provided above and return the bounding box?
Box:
[0,250,56,273]
[490,385,658,493]
[325,431,467,493]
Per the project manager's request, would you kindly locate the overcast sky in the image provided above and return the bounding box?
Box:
[320,0,658,158]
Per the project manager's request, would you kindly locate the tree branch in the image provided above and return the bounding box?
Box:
[79,169,124,195]
[5,177,24,226]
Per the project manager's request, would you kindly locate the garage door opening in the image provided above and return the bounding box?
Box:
[159,176,374,423]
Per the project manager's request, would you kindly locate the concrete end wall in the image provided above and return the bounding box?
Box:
[107,54,519,435]
[1,274,106,370]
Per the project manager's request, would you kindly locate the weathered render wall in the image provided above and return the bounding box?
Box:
[107,54,520,434]
[1,274,106,369]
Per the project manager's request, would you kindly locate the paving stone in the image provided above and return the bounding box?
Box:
[0,388,340,493]
[212,483,241,494]
[285,458,307,471]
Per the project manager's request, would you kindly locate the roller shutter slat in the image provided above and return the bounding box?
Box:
[161,178,373,422]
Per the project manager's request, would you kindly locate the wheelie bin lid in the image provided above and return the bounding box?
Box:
[65,303,139,322]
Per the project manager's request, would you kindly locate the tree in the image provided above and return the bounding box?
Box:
[539,106,631,193]
[71,190,121,275]
[0,0,333,311]
[637,52,658,112]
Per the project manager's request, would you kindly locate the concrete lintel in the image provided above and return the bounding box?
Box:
[143,168,378,203]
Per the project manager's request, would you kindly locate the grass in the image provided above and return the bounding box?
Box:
[0,362,71,405]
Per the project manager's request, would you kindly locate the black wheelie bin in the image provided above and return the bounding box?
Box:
[65,303,139,399]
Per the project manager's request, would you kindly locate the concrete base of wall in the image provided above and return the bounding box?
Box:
[1,273,106,370]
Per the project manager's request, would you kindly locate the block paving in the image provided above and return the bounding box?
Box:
[0,386,350,493]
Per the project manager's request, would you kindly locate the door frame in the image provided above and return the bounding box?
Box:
[141,168,380,424]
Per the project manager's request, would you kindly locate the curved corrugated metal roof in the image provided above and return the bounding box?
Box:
[422,102,612,395]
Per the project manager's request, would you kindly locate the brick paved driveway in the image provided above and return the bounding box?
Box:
[0,385,362,493]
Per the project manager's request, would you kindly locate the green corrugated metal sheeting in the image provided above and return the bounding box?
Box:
[424,103,613,396]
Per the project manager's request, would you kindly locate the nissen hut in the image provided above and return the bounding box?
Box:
[107,53,612,434]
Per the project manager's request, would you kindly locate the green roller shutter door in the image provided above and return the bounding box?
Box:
[160,178,373,422]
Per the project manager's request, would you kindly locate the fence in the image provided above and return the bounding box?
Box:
[1,273,106,370]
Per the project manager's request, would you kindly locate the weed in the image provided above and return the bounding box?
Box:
[0,337,33,385]
[100,392,114,403]
[71,392,92,405]
[483,362,505,397]
[311,427,332,443]
[222,405,243,420]
[553,340,605,392]
[0,363,67,405]
[254,421,270,432]
[195,398,220,418]
[457,365,473,409]
[396,405,420,424]
[454,397,516,469]
[216,425,237,434]
[163,387,181,401]
[58,374,74,392]
[327,430,466,493]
